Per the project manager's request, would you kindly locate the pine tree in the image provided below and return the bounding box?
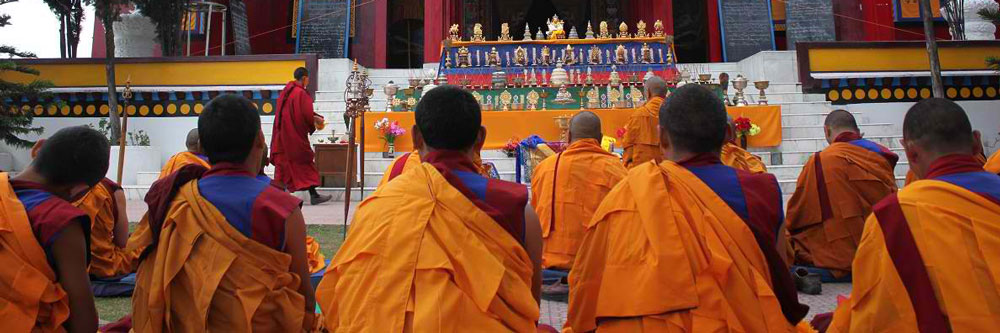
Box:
[0,0,47,149]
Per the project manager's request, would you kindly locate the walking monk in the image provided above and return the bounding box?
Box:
[722,116,768,173]
[621,76,667,169]
[566,85,809,333]
[317,86,544,331]
[785,110,897,281]
[531,111,626,273]
[271,67,331,205]
[824,98,1000,332]
[159,128,209,178]
[1,126,107,332]
[130,94,316,331]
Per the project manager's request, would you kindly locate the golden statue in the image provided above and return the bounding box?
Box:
[564,44,576,65]
[636,20,648,38]
[546,14,566,39]
[540,46,551,66]
[589,45,601,64]
[618,21,630,39]
[457,46,471,67]
[499,23,512,41]
[472,23,485,42]
[641,43,653,64]
[488,47,501,66]
[615,44,627,64]
[598,21,611,39]
[653,20,665,38]
[449,24,461,42]
[514,46,528,66]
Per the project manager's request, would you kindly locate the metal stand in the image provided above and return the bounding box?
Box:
[342,61,372,239]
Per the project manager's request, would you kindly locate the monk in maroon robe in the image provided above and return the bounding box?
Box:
[270,67,331,205]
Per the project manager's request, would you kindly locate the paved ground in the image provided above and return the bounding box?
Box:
[126,200,359,225]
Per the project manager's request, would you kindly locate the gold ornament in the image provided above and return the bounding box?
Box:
[499,23,512,41]
[641,43,653,64]
[457,46,471,67]
[618,21,630,39]
[564,44,576,65]
[653,20,665,38]
[636,20,648,38]
[514,46,528,66]
[499,90,513,111]
[472,23,485,42]
[615,45,627,64]
[598,21,611,39]
[526,90,540,110]
[589,45,602,64]
[540,46,551,66]
[449,24,461,42]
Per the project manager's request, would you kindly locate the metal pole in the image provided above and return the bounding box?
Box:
[342,114,355,239]
[221,9,227,56]
[919,0,945,98]
[205,4,213,57]
[186,9,192,56]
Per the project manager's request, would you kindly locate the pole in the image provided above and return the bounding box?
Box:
[919,0,945,98]
[221,9,227,56]
[342,114,355,239]
[205,3,213,57]
[116,80,132,184]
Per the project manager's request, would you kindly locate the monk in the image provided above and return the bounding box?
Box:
[0,126,107,332]
[785,110,898,280]
[271,67,331,205]
[566,85,808,332]
[130,94,315,331]
[158,128,210,179]
[721,116,768,173]
[904,141,986,184]
[824,98,1000,332]
[987,149,1000,174]
[531,111,627,274]
[621,76,667,169]
[74,177,133,278]
[317,85,543,331]
[377,148,494,189]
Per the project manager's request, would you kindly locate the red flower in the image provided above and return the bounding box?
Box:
[616,127,627,139]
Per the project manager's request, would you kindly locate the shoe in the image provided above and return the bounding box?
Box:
[794,268,822,295]
[310,194,332,205]
[541,281,569,296]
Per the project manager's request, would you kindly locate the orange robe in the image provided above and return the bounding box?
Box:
[316,162,538,332]
[305,236,325,274]
[621,96,664,169]
[530,139,627,270]
[721,142,768,174]
[983,149,1000,174]
[0,174,71,332]
[130,182,306,332]
[786,139,897,277]
[828,157,1000,332]
[74,178,135,278]
[377,151,421,189]
[158,151,210,179]
[566,162,799,332]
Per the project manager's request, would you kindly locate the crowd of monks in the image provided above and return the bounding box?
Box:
[4,75,1000,332]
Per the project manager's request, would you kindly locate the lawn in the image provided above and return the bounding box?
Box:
[95,224,347,322]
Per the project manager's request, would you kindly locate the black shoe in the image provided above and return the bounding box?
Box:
[310,193,332,205]
[794,268,822,295]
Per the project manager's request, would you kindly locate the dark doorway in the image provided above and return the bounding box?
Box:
[672,0,708,63]
[387,19,424,68]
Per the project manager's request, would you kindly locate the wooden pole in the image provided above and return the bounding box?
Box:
[116,101,128,184]
[342,115,354,240]
[919,0,945,98]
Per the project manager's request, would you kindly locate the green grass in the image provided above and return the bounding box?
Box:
[94,224,347,322]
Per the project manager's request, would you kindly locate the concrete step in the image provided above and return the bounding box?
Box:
[781,112,867,126]
[779,101,836,115]
[781,123,896,139]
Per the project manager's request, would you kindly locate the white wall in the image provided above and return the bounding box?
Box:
[846,100,1000,155]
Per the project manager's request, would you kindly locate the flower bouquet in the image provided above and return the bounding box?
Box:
[375,118,406,157]
[616,127,627,139]
[502,137,519,157]
[733,116,760,149]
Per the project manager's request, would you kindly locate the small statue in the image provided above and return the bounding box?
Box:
[457,46,471,68]
[585,67,595,85]
[615,44,627,64]
[636,20,648,38]
[564,44,576,65]
[609,65,621,87]
[499,23,512,41]
[618,21,630,39]
[598,21,611,39]
[523,23,533,41]
[514,46,528,66]
[641,43,653,64]
[472,23,485,42]
[546,14,566,39]
[444,51,452,68]
[568,26,579,39]
[488,47,501,66]
[449,24,461,42]
[535,29,545,41]
[653,20,665,38]
[585,21,596,39]
[589,45,601,64]
[540,46,551,66]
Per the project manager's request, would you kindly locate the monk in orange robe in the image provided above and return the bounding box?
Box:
[786,110,898,280]
[567,85,808,332]
[74,178,134,278]
[987,149,1000,174]
[255,153,326,274]
[158,128,210,179]
[531,111,627,272]
[317,86,543,331]
[621,76,666,169]
[822,98,1000,332]
[1,127,109,332]
[903,141,986,185]
[130,95,315,331]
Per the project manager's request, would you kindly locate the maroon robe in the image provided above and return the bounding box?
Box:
[270,81,320,192]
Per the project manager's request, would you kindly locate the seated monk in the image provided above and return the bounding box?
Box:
[621,76,667,169]
[566,85,809,332]
[721,116,768,173]
[257,151,325,274]
[159,128,210,179]
[316,86,543,331]
[1,126,108,332]
[73,177,133,278]
[129,94,315,331]
[531,111,627,274]
[785,110,898,281]
[824,98,1000,332]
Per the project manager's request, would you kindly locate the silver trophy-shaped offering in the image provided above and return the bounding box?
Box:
[754,80,770,105]
[383,81,398,111]
[731,74,749,106]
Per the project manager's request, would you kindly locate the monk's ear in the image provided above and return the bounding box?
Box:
[474,126,487,151]
[30,139,45,159]
[658,124,672,154]
[412,125,424,152]
[972,130,984,155]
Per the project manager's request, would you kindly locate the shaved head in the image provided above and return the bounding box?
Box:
[185,128,201,152]
[904,98,974,155]
[644,76,668,98]
[569,111,602,142]
[824,110,859,132]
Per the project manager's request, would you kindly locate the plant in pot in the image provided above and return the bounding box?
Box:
[374,117,405,158]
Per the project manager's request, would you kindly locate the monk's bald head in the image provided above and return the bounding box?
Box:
[644,76,668,99]
[186,128,201,153]
[569,111,602,142]
[823,110,859,143]
[904,98,975,155]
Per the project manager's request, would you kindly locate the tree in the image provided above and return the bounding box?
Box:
[0,0,47,149]
[133,0,191,56]
[88,0,123,144]
[42,0,84,58]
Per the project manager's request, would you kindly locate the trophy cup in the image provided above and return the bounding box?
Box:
[383,81,398,112]
[754,80,770,105]
[578,86,587,110]
[539,89,550,110]
[731,75,749,106]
